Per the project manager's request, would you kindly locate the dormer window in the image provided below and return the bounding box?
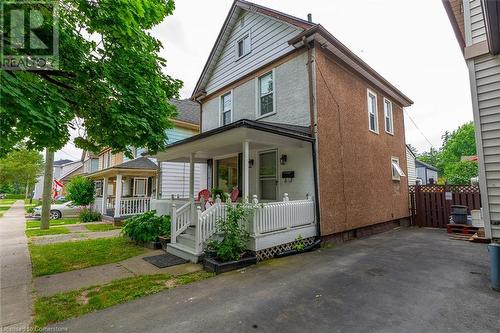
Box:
[236,33,251,59]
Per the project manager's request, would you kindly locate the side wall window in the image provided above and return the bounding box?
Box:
[384,98,394,134]
[257,71,275,118]
[367,89,378,133]
[220,92,232,125]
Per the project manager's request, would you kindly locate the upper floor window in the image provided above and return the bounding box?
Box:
[258,71,274,117]
[236,34,251,59]
[102,151,111,169]
[384,98,394,135]
[221,92,232,125]
[367,89,378,133]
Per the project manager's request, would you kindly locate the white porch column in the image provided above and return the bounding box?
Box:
[101,177,108,215]
[242,140,250,201]
[114,174,122,218]
[189,153,195,224]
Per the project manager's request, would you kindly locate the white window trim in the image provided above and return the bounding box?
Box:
[391,156,405,181]
[383,97,394,135]
[367,89,379,134]
[133,177,148,197]
[235,30,252,61]
[219,90,233,126]
[255,69,276,120]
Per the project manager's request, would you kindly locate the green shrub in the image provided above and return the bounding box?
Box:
[66,176,95,206]
[211,188,229,201]
[122,211,171,243]
[79,208,101,223]
[5,194,24,199]
[26,207,35,214]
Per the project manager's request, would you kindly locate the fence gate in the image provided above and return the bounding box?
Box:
[409,185,481,228]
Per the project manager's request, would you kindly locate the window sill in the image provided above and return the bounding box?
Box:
[235,51,251,62]
[256,111,277,120]
[385,130,394,136]
[369,128,379,135]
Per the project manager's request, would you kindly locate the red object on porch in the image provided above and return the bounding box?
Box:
[197,189,211,202]
[446,224,479,235]
[230,187,239,202]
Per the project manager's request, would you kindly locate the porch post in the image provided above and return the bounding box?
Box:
[189,153,195,223]
[114,174,122,218]
[242,140,250,202]
[101,177,108,215]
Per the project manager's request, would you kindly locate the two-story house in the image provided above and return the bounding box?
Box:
[87,99,206,222]
[154,0,413,262]
[443,0,500,240]
[33,159,83,200]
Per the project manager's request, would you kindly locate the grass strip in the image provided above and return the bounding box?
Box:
[26,227,71,237]
[29,237,146,277]
[34,272,213,328]
[26,218,80,229]
[84,224,121,232]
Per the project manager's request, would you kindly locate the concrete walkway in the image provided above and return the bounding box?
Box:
[0,201,32,329]
[35,250,201,296]
[51,228,500,333]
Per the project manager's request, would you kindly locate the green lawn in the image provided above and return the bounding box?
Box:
[29,237,146,277]
[26,227,71,237]
[0,199,17,206]
[84,224,121,232]
[33,272,213,328]
[26,218,80,229]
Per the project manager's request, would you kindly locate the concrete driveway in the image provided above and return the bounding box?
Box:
[52,228,500,333]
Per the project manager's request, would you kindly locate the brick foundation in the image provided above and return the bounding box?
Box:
[321,218,409,244]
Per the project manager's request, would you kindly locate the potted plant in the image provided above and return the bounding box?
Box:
[122,211,171,249]
[203,200,257,274]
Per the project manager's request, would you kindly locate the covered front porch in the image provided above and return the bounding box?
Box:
[88,157,158,221]
[153,119,319,262]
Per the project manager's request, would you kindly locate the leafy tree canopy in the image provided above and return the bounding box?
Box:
[66,176,95,206]
[0,0,182,158]
[0,147,44,194]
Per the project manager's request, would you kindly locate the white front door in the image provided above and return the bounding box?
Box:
[259,150,278,201]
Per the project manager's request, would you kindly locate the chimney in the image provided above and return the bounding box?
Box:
[307,13,312,22]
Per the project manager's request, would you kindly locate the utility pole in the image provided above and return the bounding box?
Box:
[40,149,54,230]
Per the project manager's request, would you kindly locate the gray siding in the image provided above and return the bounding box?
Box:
[468,0,487,44]
[205,10,302,95]
[160,162,207,199]
[202,52,310,132]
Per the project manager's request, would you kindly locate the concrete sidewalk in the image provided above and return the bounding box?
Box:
[35,250,202,296]
[0,201,32,329]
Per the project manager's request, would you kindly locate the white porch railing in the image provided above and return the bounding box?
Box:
[107,197,115,210]
[93,197,103,213]
[194,197,226,253]
[171,201,192,244]
[120,197,151,216]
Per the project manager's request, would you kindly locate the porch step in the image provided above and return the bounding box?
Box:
[177,233,195,248]
[184,226,196,236]
[166,243,200,263]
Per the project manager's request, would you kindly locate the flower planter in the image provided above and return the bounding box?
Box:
[158,235,170,249]
[143,240,162,250]
[203,255,257,275]
[275,239,321,259]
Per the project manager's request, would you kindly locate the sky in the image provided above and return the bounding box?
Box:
[55,0,473,161]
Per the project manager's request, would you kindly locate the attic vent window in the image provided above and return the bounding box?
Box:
[236,33,251,59]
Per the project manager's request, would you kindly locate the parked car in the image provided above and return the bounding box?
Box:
[0,193,5,199]
[32,201,82,219]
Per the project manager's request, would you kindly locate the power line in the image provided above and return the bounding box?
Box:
[404,109,435,149]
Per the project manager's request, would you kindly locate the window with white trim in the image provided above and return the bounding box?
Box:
[258,71,274,117]
[133,178,147,197]
[95,181,103,196]
[236,34,251,59]
[384,98,394,134]
[221,92,232,125]
[102,151,111,169]
[391,157,405,181]
[367,89,378,133]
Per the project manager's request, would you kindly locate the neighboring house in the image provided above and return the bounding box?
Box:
[406,145,417,186]
[415,160,439,185]
[33,159,83,199]
[443,0,499,239]
[88,99,206,221]
[154,0,413,262]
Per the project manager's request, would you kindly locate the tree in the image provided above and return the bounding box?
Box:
[0,147,44,196]
[1,0,182,228]
[66,176,95,207]
[445,160,478,185]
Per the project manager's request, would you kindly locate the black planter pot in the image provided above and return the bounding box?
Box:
[158,235,170,249]
[275,239,321,258]
[204,255,257,275]
[204,250,218,258]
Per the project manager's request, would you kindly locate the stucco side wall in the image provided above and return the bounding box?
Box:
[315,48,409,236]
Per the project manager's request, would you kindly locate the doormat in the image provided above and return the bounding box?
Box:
[143,253,189,268]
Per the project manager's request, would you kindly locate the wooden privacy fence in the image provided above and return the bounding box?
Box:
[409,184,481,228]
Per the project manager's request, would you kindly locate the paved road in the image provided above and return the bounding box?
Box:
[0,201,32,329]
[53,228,500,333]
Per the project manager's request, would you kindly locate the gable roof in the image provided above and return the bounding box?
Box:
[192,0,412,107]
[171,99,200,125]
[53,159,74,166]
[112,157,157,170]
[406,144,417,159]
[192,0,314,98]
[416,160,439,172]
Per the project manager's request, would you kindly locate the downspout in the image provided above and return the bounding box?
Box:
[306,38,322,237]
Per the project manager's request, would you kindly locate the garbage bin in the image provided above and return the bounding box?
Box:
[450,205,468,224]
[488,243,500,291]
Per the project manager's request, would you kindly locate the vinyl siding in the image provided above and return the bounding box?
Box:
[406,148,417,185]
[205,10,302,95]
[160,162,207,198]
[468,0,487,45]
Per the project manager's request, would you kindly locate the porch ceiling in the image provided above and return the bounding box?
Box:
[87,168,157,179]
[154,121,313,162]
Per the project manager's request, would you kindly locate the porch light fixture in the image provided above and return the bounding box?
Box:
[280,154,287,165]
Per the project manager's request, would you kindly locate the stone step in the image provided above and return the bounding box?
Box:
[166,243,200,263]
